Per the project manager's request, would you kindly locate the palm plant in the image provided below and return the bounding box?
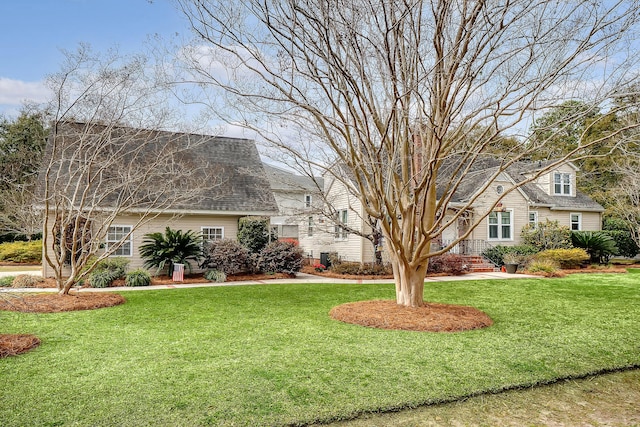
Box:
[571,231,618,264]
[139,227,203,276]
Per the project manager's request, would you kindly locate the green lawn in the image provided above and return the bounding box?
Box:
[1,274,639,426]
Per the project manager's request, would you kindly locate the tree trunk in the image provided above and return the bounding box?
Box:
[391,256,428,307]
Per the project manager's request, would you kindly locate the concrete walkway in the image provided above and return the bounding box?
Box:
[1,270,539,293]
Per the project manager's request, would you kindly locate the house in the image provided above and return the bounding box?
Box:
[40,122,278,277]
[298,157,604,264]
[265,164,382,264]
[436,158,604,253]
[263,163,323,248]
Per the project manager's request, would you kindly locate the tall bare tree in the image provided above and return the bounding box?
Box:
[40,46,223,295]
[178,0,640,306]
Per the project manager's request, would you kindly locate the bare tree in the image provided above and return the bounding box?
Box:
[40,46,223,295]
[178,0,640,306]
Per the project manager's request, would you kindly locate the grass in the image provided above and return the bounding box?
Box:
[1,274,639,426]
[322,368,640,426]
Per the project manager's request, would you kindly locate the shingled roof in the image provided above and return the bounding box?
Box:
[438,155,603,212]
[40,122,278,215]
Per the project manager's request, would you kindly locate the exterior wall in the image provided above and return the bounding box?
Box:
[42,213,241,277]
[534,208,602,231]
[529,164,578,197]
[467,177,530,246]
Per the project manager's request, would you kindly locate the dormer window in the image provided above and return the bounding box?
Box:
[554,172,571,195]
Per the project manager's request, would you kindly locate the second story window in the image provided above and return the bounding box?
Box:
[305,194,312,208]
[334,209,348,240]
[554,172,571,195]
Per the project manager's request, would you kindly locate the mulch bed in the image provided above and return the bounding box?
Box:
[0,293,126,313]
[0,334,41,358]
[330,300,494,332]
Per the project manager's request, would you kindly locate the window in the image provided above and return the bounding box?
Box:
[307,216,314,237]
[305,194,312,208]
[335,209,348,240]
[488,211,512,240]
[554,172,571,195]
[528,211,538,228]
[106,226,132,256]
[570,213,582,231]
[201,227,224,242]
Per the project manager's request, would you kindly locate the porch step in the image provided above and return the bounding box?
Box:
[461,255,498,273]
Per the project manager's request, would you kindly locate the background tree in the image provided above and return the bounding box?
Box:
[178,0,640,307]
[40,46,223,295]
[0,111,47,240]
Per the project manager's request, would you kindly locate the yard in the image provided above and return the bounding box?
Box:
[1,274,639,426]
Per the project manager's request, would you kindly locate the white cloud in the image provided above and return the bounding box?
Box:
[0,77,50,106]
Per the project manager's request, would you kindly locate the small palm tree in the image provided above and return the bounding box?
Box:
[571,231,618,264]
[139,227,203,276]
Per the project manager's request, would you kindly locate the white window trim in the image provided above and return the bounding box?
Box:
[553,172,572,196]
[334,209,349,241]
[529,211,538,228]
[307,216,314,237]
[487,209,514,241]
[201,226,225,242]
[570,213,582,231]
[304,194,312,208]
[106,225,133,257]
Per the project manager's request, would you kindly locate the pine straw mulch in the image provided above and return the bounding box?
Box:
[0,334,41,358]
[0,292,126,313]
[330,299,494,332]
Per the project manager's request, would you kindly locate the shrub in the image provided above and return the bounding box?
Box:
[521,220,572,251]
[0,276,15,287]
[329,262,361,275]
[89,270,118,288]
[571,231,618,264]
[526,258,560,273]
[204,269,227,283]
[237,217,277,253]
[536,248,589,269]
[139,227,202,276]
[427,253,468,275]
[482,245,538,266]
[601,218,639,258]
[200,239,251,275]
[11,274,45,288]
[125,269,151,287]
[313,263,326,272]
[257,241,303,274]
[0,240,42,263]
[93,257,130,279]
[329,262,391,275]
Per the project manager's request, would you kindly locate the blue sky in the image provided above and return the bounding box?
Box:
[0,0,191,116]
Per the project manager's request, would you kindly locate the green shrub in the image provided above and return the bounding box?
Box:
[204,269,227,283]
[0,276,15,287]
[139,227,202,276]
[89,270,117,288]
[237,217,277,253]
[11,274,45,288]
[521,220,572,251]
[125,269,151,287]
[536,248,589,269]
[93,257,130,279]
[571,231,618,263]
[257,241,303,274]
[201,239,251,275]
[0,240,42,263]
[482,245,538,266]
[526,258,560,274]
